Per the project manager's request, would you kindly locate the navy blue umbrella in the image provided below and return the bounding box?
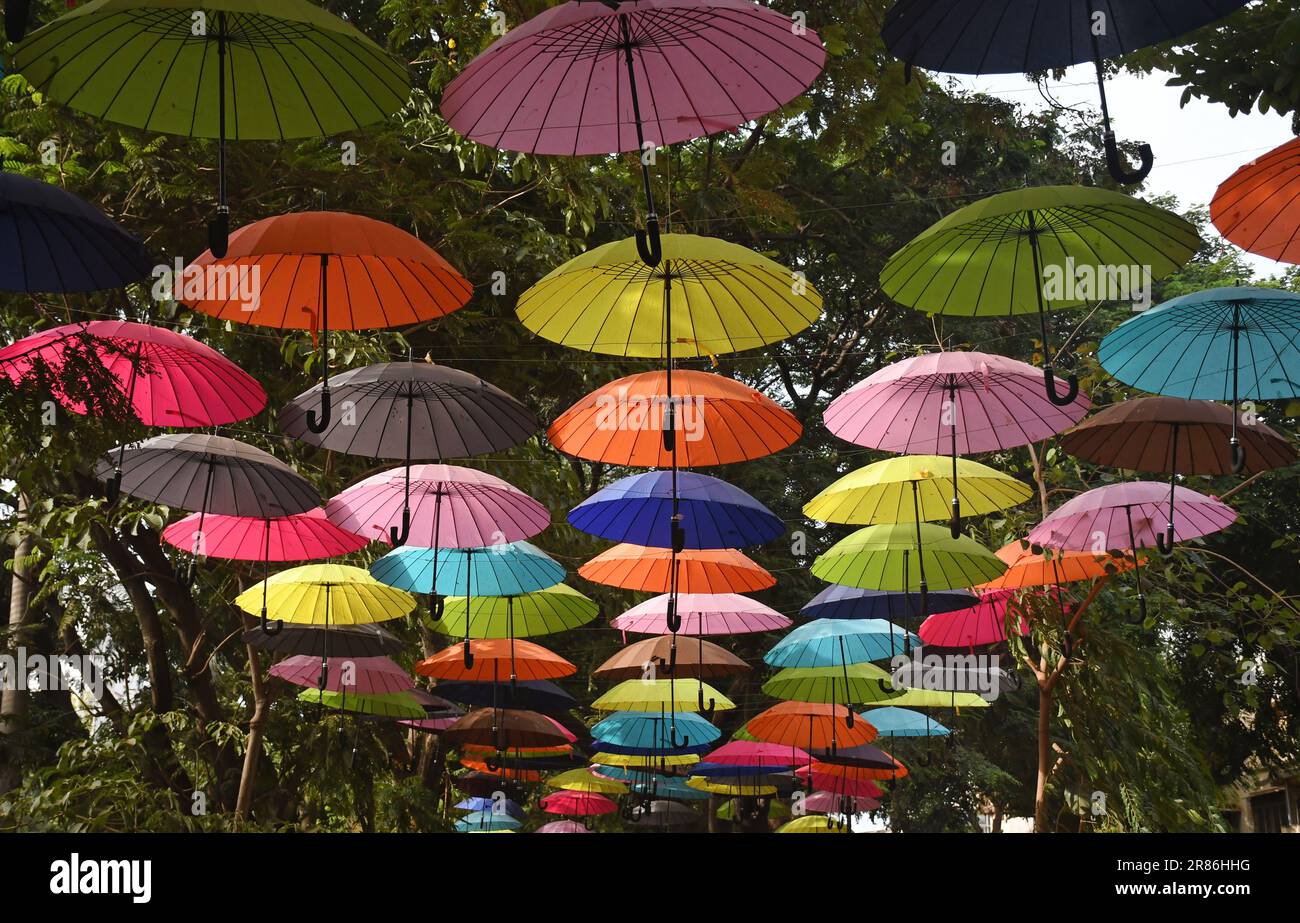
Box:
[431,679,576,715]
[802,585,977,622]
[882,0,1250,184]
[0,172,154,292]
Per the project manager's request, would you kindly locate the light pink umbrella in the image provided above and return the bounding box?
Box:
[536,820,593,833]
[918,588,1031,648]
[611,592,791,636]
[1026,482,1237,620]
[540,790,618,817]
[270,655,415,695]
[825,351,1089,536]
[801,789,879,815]
[325,464,549,549]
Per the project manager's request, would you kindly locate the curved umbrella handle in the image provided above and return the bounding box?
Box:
[1231,440,1246,475]
[389,509,411,547]
[665,596,681,635]
[431,596,444,620]
[6,0,30,42]
[697,687,715,722]
[484,753,501,773]
[1104,132,1154,186]
[462,639,474,670]
[670,521,686,555]
[668,726,689,749]
[845,709,855,729]
[306,388,332,434]
[104,470,123,505]
[261,609,284,636]
[652,650,676,678]
[635,217,662,268]
[949,499,961,540]
[207,208,230,260]
[1154,523,1176,557]
[1137,593,1147,623]
[1044,367,1080,407]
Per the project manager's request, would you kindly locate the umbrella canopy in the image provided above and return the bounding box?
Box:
[686,776,777,796]
[454,810,522,833]
[96,433,318,516]
[517,233,822,359]
[977,541,1132,590]
[765,619,921,669]
[805,455,1032,526]
[547,768,628,795]
[878,687,989,709]
[1212,135,1300,263]
[612,593,791,636]
[701,740,808,770]
[433,584,598,640]
[569,470,783,549]
[812,523,1007,592]
[549,369,801,467]
[776,814,851,833]
[863,706,949,738]
[591,750,701,769]
[430,679,576,715]
[747,702,879,750]
[626,800,704,828]
[580,544,774,594]
[593,635,750,681]
[269,654,413,695]
[800,790,880,815]
[417,638,577,683]
[592,679,735,713]
[444,708,573,751]
[0,321,265,427]
[454,796,525,819]
[243,622,404,659]
[796,769,884,800]
[298,688,426,720]
[804,756,907,782]
[540,790,617,817]
[802,585,977,621]
[919,589,1030,648]
[537,820,592,834]
[325,464,550,549]
[370,541,565,597]
[0,173,153,292]
[235,564,416,626]
[162,508,368,562]
[592,711,722,751]
[763,663,900,706]
[880,185,1199,401]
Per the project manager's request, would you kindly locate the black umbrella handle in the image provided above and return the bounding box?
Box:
[6,0,30,43]
[260,608,284,636]
[1155,523,1176,556]
[306,387,332,433]
[104,470,123,504]
[665,595,681,635]
[1044,367,1079,407]
[635,217,662,268]
[697,687,715,722]
[662,398,676,454]
[208,208,230,260]
[462,638,475,669]
[389,508,411,546]
[431,595,445,620]
[1104,132,1154,186]
[670,520,686,555]
[949,497,961,540]
[1231,439,1246,475]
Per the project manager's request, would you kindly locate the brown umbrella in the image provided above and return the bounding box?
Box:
[443,707,571,751]
[593,634,751,682]
[1060,396,1295,553]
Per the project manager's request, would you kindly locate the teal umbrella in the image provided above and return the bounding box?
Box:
[454,810,521,833]
[862,706,949,738]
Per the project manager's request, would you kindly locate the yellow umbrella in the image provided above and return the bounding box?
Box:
[547,767,628,795]
[592,679,736,713]
[592,751,700,768]
[516,233,822,358]
[235,563,415,628]
[777,814,851,833]
[687,776,777,796]
[877,688,990,709]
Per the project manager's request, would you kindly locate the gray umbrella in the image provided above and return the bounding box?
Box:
[243,622,404,658]
[279,361,538,545]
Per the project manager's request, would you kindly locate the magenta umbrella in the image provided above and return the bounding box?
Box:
[536,819,592,833]
[612,592,791,636]
[703,740,809,768]
[1027,482,1237,620]
[270,655,415,695]
[918,588,1031,648]
[802,789,879,815]
[824,351,1089,537]
[441,0,823,264]
[794,767,884,800]
[540,790,618,817]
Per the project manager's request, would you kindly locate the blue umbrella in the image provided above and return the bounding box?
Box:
[454,810,521,832]
[453,796,525,819]
[0,172,154,292]
[765,618,921,669]
[862,706,949,738]
[802,585,976,621]
[568,470,783,550]
[1099,286,1300,471]
[592,711,722,750]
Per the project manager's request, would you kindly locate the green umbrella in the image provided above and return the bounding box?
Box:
[14,0,410,255]
[879,185,1200,405]
[762,664,902,705]
[297,688,426,720]
[432,584,599,639]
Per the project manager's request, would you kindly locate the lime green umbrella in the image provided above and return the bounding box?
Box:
[432,584,598,639]
[762,663,901,705]
[879,688,989,709]
[879,185,1199,405]
[298,688,426,720]
[15,0,410,255]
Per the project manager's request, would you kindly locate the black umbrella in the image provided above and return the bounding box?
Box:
[882,0,1250,184]
[243,622,405,658]
[431,679,576,716]
[280,361,538,546]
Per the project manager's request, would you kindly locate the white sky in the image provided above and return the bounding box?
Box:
[950,66,1296,279]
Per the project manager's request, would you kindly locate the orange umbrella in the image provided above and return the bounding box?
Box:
[593,634,750,681]
[806,755,907,782]
[976,540,1132,590]
[457,761,543,782]
[1211,136,1300,264]
[416,638,576,683]
[182,210,473,431]
[747,701,878,751]
[579,544,774,594]
[548,369,800,467]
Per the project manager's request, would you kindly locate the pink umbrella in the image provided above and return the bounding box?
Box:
[794,767,884,800]
[801,789,879,815]
[824,351,1090,537]
[611,592,791,636]
[1027,482,1237,620]
[918,588,1031,648]
[400,716,459,733]
[545,716,578,745]
[537,820,592,833]
[325,464,549,549]
[270,655,415,695]
[703,740,809,768]
[540,790,618,817]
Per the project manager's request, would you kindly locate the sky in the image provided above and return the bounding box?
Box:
[951,66,1296,279]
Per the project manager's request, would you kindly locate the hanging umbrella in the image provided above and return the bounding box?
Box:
[592,711,722,752]
[824,351,1089,535]
[269,655,414,696]
[592,679,733,751]
[977,540,1132,591]
[445,0,823,264]
[686,776,777,797]
[183,211,471,428]
[1097,287,1300,471]
[794,769,883,800]
[15,2,411,256]
[549,369,801,467]
[235,563,415,635]
[626,800,703,829]
[800,790,879,815]
[766,619,921,670]
[434,584,598,640]
[454,796,525,820]
[762,663,901,706]
[803,756,907,783]
[747,702,879,752]
[540,790,617,817]
[880,186,1199,403]
[580,544,774,594]
[878,687,989,709]
[297,688,426,720]
[612,593,791,637]
[802,585,976,621]
[0,172,153,292]
[881,0,1250,183]
[592,750,701,769]
[284,363,538,544]
[430,679,576,716]
[698,740,807,773]
[776,814,851,833]
[1027,481,1237,619]
[547,768,628,795]
[918,589,1031,648]
[243,622,404,659]
[454,811,522,833]
[537,820,593,834]
[416,638,577,683]
[862,706,950,739]
[1212,135,1300,264]
[371,542,565,597]
[444,708,573,753]
[1060,396,1295,553]
[453,772,525,799]
[593,635,750,681]
[569,470,783,550]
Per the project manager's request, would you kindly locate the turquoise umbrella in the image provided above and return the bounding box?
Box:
[764,619,921,669]
[1099,286,1300,471]
[454,810,521,833]
[862,706,950,738]
[592,711,722,751]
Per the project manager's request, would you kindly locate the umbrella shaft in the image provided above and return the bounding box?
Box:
[217,15,227,207]
[619,13,657,218]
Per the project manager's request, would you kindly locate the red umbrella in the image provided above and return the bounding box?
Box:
[540,790,617,817]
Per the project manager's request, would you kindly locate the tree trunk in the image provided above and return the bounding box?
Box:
[235,615,269,822]
[1034,682,1051,832]
[0,494,33,794]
